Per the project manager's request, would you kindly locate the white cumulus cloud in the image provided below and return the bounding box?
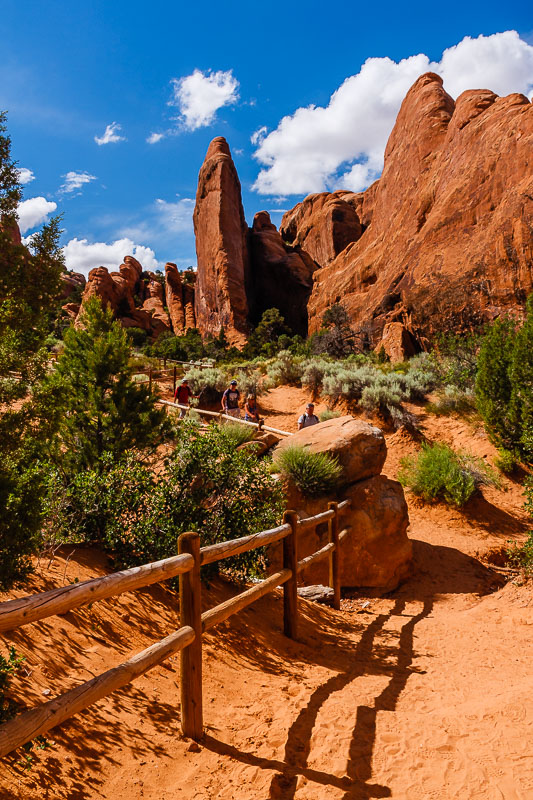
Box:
[147,132,164,144]
[250,126,268,145]
[253,31,533,196]
[60,171,97,194]
[17,167,35,185]
[17,197,57,234]
[94,122,126,146]
[62,237,160,276]
[170,69,239,130]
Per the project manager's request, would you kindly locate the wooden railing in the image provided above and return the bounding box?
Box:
[157,399,292,437]
[0,500,351,756]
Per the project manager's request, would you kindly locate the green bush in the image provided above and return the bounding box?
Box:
[217,421,255,448]
[183,366,227,404]
[265,350,303,387]
[506,531,533,576]
[426,386,477,417]
[127,327,149,348]
[319,409,341,422]
[48,422,285,581]
[494,449,518,475]
[398,443,498,508]
[274,444,342,498]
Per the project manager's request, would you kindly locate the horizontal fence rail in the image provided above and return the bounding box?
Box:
[0,500,351,757]
[157,399,292,437]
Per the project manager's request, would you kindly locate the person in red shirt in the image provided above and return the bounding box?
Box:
[174,379,195,418]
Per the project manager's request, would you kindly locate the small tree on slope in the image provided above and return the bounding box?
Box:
[37,296,170,474]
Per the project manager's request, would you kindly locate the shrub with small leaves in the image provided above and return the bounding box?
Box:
[319,409,341,422]
[398,443,497,508]
[274,444,343,498]
[265,350,303,387]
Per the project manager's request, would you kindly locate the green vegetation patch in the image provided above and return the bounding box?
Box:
[274,444,342,498]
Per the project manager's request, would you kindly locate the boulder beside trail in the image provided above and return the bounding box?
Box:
[274,415,387,486]
[271,414,412,593]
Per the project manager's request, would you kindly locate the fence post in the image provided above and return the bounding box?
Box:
[258,419,264,432]
[282,510,299,639]
[328,502,341,611]
[178,532,203,740]
[149,368,152,394]
[173,366,177,398]
[164,357,167,369]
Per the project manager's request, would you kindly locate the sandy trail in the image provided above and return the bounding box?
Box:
[1,397,532,799]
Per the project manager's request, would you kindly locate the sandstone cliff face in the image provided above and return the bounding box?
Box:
[193,137,250,346]
[249,211,316,335]
[280,191,362,267]
[305,73,533,341]
[165,262,186,334]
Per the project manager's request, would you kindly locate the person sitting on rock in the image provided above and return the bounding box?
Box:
[298,402,319,430]
[222,379,241,418]
[174,378,196,419]
[244,393,260,423]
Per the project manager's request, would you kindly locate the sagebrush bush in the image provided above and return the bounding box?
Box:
[183,366,227,404]
[233,368,264,397]
[265,350,303,387]
[274,444,343,497]
[494,449,518,475]
[398,443,497,507]
[506,531,533,576]
[426,386,477,417]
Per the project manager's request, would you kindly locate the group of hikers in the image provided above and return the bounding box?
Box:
[173,377,319,429]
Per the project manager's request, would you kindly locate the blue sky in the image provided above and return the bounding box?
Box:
[2,0,532,275]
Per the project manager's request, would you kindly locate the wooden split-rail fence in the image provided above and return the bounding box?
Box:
[0,501,351,757]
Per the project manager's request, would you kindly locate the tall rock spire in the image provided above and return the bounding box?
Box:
[193,137,250,346]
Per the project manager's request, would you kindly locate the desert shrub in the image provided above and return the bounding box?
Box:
[183,366,227,404]
[301,359,329,395]
[217,421,255,448]
[233,368,264,397]
[319,409,341,422]
[426,386,477,417]
[265,350,303,387]
[431,332,481,392]
[274,445,342,498]
[398,443,497,507]
[506,531,533,576]
[494,449,519,475]
[46,422,284,580]
[127,327,149,348]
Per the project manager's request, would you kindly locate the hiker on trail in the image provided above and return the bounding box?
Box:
[174,378,195,419]
[298,402,319,430]
[222,379,241,418]
[244,393,259,423]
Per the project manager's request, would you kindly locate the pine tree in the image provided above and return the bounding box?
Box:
[39,296,170,473]
[0,111,64,587]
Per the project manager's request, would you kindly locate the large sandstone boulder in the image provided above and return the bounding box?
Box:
[274,415,386,486]
[338,476,412,590]
[193,137,250,346]
[295,476,411,592]
[79,266,122,316]
[303,72,533,342]
[249,211,316,335]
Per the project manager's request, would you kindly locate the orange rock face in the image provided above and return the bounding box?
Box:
[165,263,186,334]
[305,73,533,341]
[249,211,316,335]
[280,191,362,268]
[193,137,250,346]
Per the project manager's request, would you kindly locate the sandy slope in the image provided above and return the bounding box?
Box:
[1,393,532,800]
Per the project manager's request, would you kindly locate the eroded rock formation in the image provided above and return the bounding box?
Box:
[193,137,250,346]
[249,211,316,335]
[305,73,533,342]
[272,415,411,592]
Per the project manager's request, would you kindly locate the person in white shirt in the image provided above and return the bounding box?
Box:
[298,402,319,430]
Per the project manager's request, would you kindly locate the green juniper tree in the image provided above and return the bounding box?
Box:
[38,296,170,474]
[0,111,64,587]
